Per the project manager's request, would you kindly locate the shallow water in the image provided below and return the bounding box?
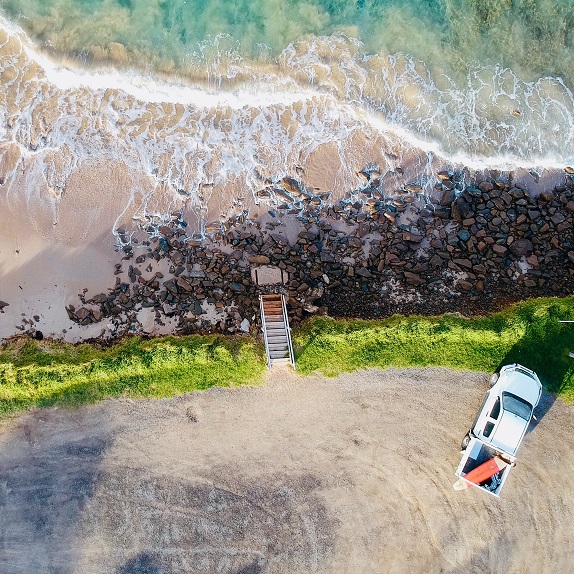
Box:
[1,1,573,237]
[3,0,574,82]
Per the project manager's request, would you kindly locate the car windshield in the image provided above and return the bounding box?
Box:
[502,392,532,420]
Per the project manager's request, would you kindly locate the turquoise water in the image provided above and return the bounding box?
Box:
[2,0,574,83]
[2,0,574,184]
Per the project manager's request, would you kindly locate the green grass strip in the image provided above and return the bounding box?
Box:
[0,335,266,416]
[1,296,574,417]
[293,296,574,403]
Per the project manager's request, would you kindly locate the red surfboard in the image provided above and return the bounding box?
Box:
[464,456,508,485]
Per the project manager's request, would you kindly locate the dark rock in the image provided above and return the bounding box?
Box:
[356,267,372,278]
[75,308,91,321]
[452,197,471,222]
[509,238,534,257]
[403,231,423,243]
[440,188,456,206]
[453,258,473,270]
[349,237,362,249]
[91,293,108,304]
[158,225,174,237]
[163,279,179,295]
[282,177,303,195]
[430,255,444,267]
[551,212,565,225]
[478,181,494,192]
[405,183,422,193]
[176,277,193,292]
[404,271,425,285]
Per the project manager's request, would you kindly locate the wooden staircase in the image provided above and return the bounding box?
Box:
[260,294,295,369]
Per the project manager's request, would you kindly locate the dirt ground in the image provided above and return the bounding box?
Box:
[0,367,572,574]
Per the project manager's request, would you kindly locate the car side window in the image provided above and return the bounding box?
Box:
[489,398,501,420]
[483,421,495,437]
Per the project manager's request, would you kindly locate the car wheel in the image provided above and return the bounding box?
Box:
[461,433,471,450]
[489,373,499,387]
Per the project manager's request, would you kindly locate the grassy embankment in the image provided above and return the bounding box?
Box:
[0,336,265,416]
[0,296,573,416]
[294,295,574,402]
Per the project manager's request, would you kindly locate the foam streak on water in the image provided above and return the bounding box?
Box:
[1,13,574,239]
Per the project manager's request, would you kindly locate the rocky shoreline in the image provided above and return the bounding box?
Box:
[61,168,574,339]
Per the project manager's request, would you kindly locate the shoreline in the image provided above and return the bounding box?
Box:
[55,168,574,335]
[1,295,573,418]
[2,166,574,343]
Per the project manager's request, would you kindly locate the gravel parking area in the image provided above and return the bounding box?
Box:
[0,367,572,573]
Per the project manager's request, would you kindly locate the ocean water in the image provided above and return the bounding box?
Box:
[1,1,574,234]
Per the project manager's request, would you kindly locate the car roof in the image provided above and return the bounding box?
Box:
[490,411,529,454]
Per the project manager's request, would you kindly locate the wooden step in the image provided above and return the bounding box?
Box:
[260,294,295,370]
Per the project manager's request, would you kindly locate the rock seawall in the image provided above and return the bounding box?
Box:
[66,170,574,338]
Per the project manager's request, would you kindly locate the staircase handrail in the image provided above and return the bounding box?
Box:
[281,294,296,370]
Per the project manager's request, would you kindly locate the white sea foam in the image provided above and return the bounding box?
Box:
[1,12,573,240]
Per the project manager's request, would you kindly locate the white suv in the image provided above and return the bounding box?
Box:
[462,364,542,455]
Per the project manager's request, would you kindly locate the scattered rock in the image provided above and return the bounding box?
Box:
[65,172,574,335]
[248,255,271,265]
